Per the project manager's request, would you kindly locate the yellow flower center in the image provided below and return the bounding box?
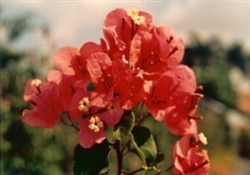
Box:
[31,79,42,87]
[127,8,145,25]
[127,8,138,16]
[88,116,104,132]
[78,97,91,112]
[107,103,116,114]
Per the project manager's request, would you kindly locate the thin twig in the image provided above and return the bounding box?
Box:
[124,167,145,175]
[121,138,131,154]
[61,118,79,131]
[136,113,151,126]
[155,164,174,175]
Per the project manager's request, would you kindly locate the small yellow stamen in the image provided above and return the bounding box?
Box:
[127,8,139,16]
[127,8,145,25]
[199,133,208,145]
[133,16,145,25]
[107,103,116,114]
[31,79,42,87]
[88,116,104,132]
[78,97,91,112]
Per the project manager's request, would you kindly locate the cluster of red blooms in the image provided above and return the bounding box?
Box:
[22,8,209,174]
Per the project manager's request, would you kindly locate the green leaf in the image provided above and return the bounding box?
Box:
[152,153,165,167]
[129,132,147,166]
[113,111,135,140]
[73,140,111,175]
[130,126,157,166]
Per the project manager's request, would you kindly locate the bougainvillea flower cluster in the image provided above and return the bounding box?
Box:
[22,8,209,174]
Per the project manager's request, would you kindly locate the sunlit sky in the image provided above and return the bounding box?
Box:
[1,0,250,52]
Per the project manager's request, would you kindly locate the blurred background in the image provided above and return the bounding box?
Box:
[1,1,250,175]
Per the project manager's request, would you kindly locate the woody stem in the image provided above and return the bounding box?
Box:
[114,140,123,175]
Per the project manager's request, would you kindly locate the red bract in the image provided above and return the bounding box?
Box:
[22,80,63,128]
[54,46,90,89]
[173,133,209,175]
[144,65,195,120]
[80,42,103,58]
[47,70,74,111]
[129,31,168,80]
[86,52,113,93]
[112,59,144,109]
[23,79,50,102]
[166,92,203,135]
[99,96,124,126]
[119,75,144,110]
[103,8,152,58]
[78,42,103,87]
[154,26,184,66]
[112,59,132,93]
[129,26,184,80]
[144,65,202,135]
[143,72,174,121]
[54,46,78,76]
